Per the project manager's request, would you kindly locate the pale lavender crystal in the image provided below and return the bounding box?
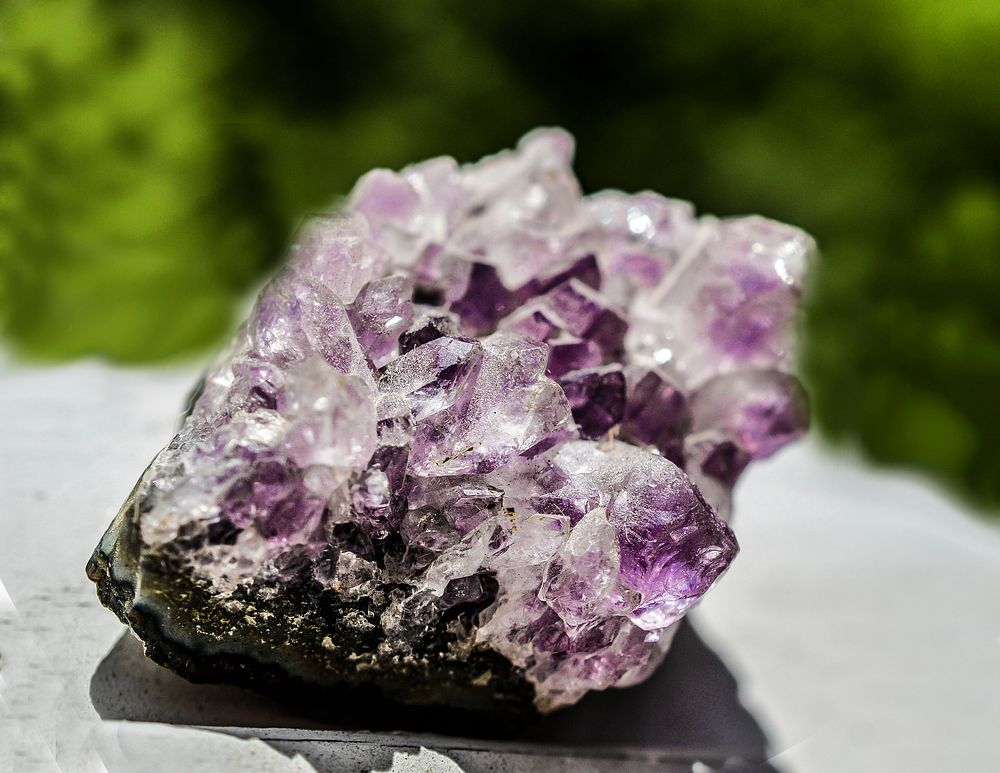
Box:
[290,212,387,300]
[277,357,378,472]
[538,508,621,629]
[99,128,812,713]
[690,369,809,460]
[683,370,809,516]
[506,441,737,629]
[378,335,482,422]
[347,274,414,367]
[406,332,575,476]
[625,215,814,388]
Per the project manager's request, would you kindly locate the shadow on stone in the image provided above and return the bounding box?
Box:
[91,622,779,772]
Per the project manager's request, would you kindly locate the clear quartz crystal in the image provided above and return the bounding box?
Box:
[126,128,812,711]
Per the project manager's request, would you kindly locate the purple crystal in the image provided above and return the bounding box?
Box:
[352,443,410,537]
[545,336,603,378]
[446,260,515,334]
[220,458,300,532]
[535,278,628,356]
[90,128,813,714]
[621,368,690,464]
[514,253,602,303]
[406,476,503,534]
[525,439,738,618]
[558,366,627,439]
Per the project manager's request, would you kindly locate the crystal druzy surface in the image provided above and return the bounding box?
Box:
[88,129,813,712]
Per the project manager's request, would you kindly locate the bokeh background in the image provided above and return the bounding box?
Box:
[3,0,999,510]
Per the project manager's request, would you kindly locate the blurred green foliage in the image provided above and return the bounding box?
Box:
[2,0,999,507]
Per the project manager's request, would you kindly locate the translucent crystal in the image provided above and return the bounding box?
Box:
[347,274,415,367]
[626,216,815,388]
[539,508,621,628]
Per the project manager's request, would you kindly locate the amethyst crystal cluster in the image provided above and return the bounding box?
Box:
[88,129,813,712]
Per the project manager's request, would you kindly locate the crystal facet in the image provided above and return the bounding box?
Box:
[89,128,813,714]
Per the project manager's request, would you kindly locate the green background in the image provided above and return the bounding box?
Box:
[3,0,999,510]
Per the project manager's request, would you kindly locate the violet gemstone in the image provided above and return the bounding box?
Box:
[88,128,813,714]
[447,261,515,334]
[621,368,690,464]
[545,336,603,378]
[536,278,628,356]
[558,366,627,439]
[514,253,602,303]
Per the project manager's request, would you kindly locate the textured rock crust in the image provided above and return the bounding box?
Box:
[88,482,535,713]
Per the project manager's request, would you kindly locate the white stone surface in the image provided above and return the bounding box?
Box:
[1,358,997,772]
[373,747,466,773]
[696,432,1000,772]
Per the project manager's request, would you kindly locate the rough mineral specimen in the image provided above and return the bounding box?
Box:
[88,129,813,713]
